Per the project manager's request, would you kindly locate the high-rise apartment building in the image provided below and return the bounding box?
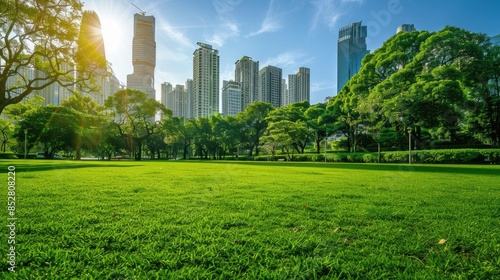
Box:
[127,13,156,100]
[161,82,189,119]
[287,67,310,105]
[281,79,289,106]
[222,80,242,117]
[161,82,173,110]
[259,66,282,108]
[337,21,368,93]
[185,79,193,119]
[77,10,121,105]
[192,42,220,118]
[235,56,259,111]
[285,74,296,106]
[397,24,416,34]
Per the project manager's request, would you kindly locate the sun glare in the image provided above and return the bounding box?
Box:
[100,18,123,56]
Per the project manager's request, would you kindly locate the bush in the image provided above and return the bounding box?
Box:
[250,149,500,164]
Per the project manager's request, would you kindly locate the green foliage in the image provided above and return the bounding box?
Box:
[0,0,102,114]
[13,106,81,157]
[105,89,170,160]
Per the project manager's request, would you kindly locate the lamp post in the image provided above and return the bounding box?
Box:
[24,129,28,159]
[407,127,412,164]
[324,137,327,163]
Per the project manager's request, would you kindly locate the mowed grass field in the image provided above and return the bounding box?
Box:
[1,160,499,279]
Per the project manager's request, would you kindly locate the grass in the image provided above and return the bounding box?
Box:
[1,160,499,279]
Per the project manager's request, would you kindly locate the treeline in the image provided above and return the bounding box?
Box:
[332,26,500,155]
[2,26,498,161]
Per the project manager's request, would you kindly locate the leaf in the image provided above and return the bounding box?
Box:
[438,239,447,245]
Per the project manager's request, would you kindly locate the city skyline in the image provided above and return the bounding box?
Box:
[84,0,500,105]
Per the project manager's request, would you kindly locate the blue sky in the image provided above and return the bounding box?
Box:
[83,0,500,105]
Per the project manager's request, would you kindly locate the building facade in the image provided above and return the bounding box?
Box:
[287,67,310,105]
[397,24,416,34]
[235,56,259,111]
[222,80,242,117]
[192,42,220,118]
[161,82,189,119]
[337,21,368,93]
[259,65,282,108]
[127,13,156,100]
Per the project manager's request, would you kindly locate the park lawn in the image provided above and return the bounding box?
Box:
[0,160,499,279]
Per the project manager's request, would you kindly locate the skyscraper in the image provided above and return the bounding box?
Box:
[287,67,310,105]
[259,66,282,108]
[192,42,220,118]
[161,82,189,119]
[77,10,121,105]
[337,21,368,93]
[222,80,242,117]
[397,24,416,34]
[185,79,193,119]
[127,13,156,100]
[235,56,259,111]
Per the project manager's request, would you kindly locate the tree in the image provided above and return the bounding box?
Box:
[237,101,274,156]
[266,101,311,154]
[14,106,80,158]
[0,0,103,114]
[304,103,329,154]
[105,89,171,160]
[164,117,192,159]
[62,91,105,159]
[262,120,308,161]
[92,120,126,160]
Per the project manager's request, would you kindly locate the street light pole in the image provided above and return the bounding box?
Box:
[24,129,28,159]
[324,137,327,163]
[407,128,412,164]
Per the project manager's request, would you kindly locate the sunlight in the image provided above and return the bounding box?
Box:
[100,17,124,57]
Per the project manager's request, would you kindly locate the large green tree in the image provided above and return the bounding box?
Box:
[105,89,170,161]
[62,91,105,159]
[237,101,274,156]
[0,0,103,114]
[14,105,80,158]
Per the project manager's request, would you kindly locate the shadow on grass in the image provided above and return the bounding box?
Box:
[178,160,500,176]
[0,160,141,173]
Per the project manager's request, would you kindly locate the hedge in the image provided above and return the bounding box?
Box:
[253,149,500,164]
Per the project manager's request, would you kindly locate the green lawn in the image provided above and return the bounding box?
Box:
[1,160,499,279]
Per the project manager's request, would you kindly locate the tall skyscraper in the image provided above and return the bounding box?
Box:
[259,66,282,108]
[235,56,259,111]
[285,74,296,106]
[77,10,121,105]
[192,42,220,118]
[127,13,156,100]
[161,82,189,119]
[185,79,193,119]
[397,24,416,34]
[287,67,310,105]
[161,82,173,110]
[337,21,368,93]
[222,80,242,117]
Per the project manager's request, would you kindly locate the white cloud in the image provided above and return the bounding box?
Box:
[205,0,243,47]
[262,50,310,69]
[248,0,300,37]
[310,0,362,31]
[158,18,192,48]
[206,19,240,48]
